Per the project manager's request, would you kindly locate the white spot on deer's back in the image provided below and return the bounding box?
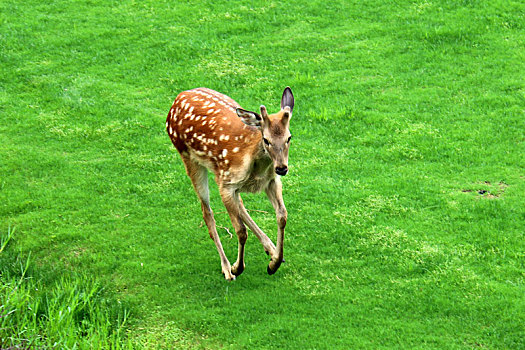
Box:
[232,147,239,153]
[222,149,228,157]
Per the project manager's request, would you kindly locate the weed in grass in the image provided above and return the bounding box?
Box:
[0,225,14,254]
[0,229,131,349]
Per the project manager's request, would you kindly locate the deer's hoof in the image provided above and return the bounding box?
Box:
[222,267,236,281]
[223,272,236,281]
[267,259,282,275]
[231,263,245,276]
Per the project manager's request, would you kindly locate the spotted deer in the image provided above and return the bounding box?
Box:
[166,87,294,280]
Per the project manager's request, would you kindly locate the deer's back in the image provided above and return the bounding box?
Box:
[166,88,263,183]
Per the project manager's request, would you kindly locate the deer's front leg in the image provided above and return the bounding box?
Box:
[219,187,247,277]
[265,178,287,275]
[237,199,277,259]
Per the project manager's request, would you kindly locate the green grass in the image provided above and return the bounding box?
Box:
[1,0,524,348]
[1,229,130,348]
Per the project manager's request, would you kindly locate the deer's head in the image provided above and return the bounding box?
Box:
[236,87,295,176]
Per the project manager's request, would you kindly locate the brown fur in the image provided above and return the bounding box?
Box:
[166,87,294,280]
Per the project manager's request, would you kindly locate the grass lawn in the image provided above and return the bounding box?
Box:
[1,0,524,348]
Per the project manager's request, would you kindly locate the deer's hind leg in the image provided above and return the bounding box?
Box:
[181,155,234,281]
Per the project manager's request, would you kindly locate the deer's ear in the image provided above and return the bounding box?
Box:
[281,87,294,113]
[236,108,262,127]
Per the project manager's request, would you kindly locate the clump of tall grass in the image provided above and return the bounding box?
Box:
[0,226,132,349]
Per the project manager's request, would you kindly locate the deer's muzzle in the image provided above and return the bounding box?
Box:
[275,166,288,176]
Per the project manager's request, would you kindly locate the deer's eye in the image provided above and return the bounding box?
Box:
[287,135,292,144]
[263,138,271,146]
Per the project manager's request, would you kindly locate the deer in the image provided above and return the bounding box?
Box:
[166,87,295,280]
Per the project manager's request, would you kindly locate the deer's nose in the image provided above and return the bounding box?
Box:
[275,166,288,176]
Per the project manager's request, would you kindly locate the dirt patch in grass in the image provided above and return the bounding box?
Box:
[461,181,508,198]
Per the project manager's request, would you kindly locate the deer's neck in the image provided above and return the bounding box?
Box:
[249,140,273,177]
